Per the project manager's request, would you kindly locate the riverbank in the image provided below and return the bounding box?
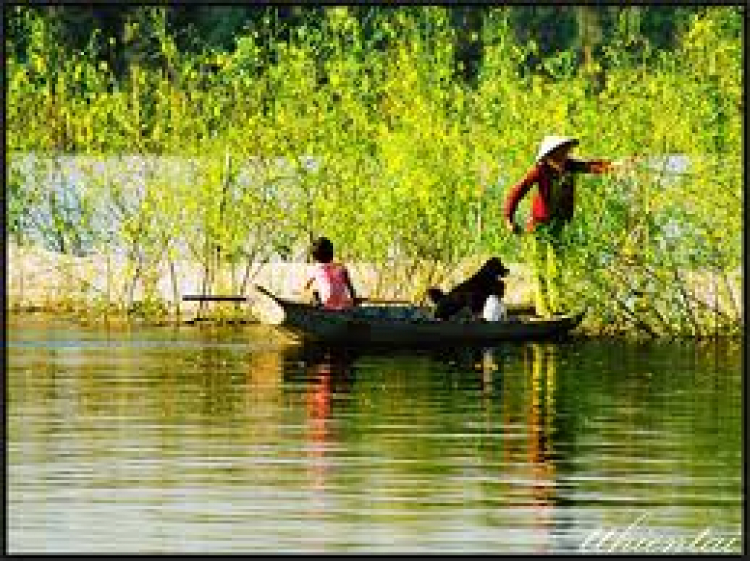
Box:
[7,243,741,338]
[6,242,538,317]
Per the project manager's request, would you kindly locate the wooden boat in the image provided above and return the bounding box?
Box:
[253,285,585,347]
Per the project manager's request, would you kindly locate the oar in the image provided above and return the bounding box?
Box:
[255,285,412,306]
[359,297,413,305]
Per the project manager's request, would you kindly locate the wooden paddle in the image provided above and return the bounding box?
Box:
[358,297,413,305]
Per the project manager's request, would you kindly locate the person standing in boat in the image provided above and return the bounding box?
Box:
[304,236,359,310]
[503,135,634,317]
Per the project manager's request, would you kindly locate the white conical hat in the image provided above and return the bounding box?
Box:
[535,135,579,162]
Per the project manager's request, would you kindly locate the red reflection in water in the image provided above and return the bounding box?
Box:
[304,350,354,522]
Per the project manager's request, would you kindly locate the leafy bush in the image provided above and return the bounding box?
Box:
[6,6,742,336]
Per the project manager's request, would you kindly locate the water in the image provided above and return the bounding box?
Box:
[7,316,742,554]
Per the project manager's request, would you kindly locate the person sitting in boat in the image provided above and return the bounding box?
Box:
[303,236,359,310]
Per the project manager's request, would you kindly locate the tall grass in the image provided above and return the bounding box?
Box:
[6,6,742,337]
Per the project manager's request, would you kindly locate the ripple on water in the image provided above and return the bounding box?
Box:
[6,322,742,553]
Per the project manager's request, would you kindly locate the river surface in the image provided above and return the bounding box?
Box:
[7,315,743,554]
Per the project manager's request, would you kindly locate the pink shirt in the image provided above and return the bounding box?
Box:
[310,263,354,310]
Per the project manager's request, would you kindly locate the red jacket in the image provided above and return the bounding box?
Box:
[504,158,612,231]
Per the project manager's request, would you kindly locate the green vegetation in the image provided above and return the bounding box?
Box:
[5,6,743,337]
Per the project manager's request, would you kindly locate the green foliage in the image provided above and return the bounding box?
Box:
[5,6,742,336]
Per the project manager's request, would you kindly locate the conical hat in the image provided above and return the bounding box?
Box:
[535,135,579,163]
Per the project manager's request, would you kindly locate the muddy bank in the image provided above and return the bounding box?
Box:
[6,243,538,316]
[7,243,741,334]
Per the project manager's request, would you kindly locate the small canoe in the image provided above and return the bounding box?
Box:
[253,286,585,347]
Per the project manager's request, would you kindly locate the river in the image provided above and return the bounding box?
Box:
[6,315,742,553]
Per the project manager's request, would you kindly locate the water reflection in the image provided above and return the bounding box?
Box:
[468,343,561,553]
[526,344,558,553]
[423,342,565,552]
[7,318,742,553]
[298,347,356,516]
